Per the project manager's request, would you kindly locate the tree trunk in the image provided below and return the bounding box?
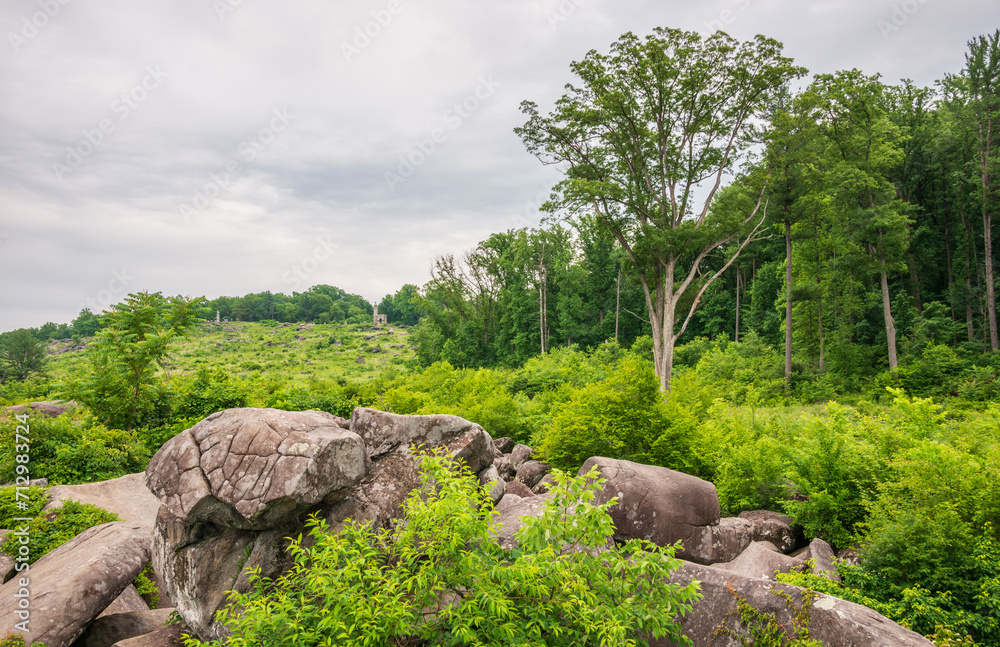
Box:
[879,247,899,375]
[735,263,741,343]
[961,204,976,342]
[615,264,621,342]
[984,207,998,350]
[538,265,548,354]
[784,220,793,391]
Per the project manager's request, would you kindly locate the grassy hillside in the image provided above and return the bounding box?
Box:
[43,320,418,386]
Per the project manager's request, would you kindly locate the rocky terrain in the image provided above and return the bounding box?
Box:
[0,407,932,646]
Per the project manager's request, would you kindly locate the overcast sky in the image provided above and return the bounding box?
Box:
[0,0,995,332]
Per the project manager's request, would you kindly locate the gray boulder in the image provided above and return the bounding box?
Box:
[492,437,515,454]
[515,460,550,489]
[478,465,506,505]
[492,493,552,550]
[45,473,161,531]
[508,444,533,467]
[109,623,185,647]
[738,510,802,552]
[97,584,148,617]
[5,400,76,419]
[0,522,151,647]
[714,541,804,580]
[146,408,370,532]
[578,457,721,563]
[505,480,534,498]
[494,455,516,481]
[74,609,174,647]
[655,561,933,647]
[532,474,557,495]
[799,537,840,581]
[684,516,753,565]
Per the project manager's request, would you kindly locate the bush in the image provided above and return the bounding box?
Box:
[539,356,681,471]
[183,453,702,646]
[1,499,119,563]
[0,417,150,485]
[173,367,250,419]
[0,486,48,528]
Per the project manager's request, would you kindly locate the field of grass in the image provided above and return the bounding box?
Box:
[43,320,418,386]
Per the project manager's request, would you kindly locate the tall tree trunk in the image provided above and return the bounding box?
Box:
[961,204,976,342]
[984,206,998,350]
[944,206,956,329]
[538,265,548,354]
[784,220,793,391]
[818,292,825,374]
[735,263,741,343]
[661,263,677,392]
[879,246,899,375]
[615,264,621,342]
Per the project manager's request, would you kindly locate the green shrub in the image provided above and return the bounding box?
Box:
[182,453,702,646]
[0,486,48,528]
[173,367,250,419]
[1,499,119,563]
[0,417,150,485]
[539,356,669,470]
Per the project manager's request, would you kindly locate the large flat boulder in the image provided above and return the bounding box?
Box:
[74,608,174,647]
[109,623,185,647]
[0,522,151,647]
[578,457,721,563]
[655,562,933,647]
[45,473,161,531]
[146,408,369,531]
[714,541,804,580]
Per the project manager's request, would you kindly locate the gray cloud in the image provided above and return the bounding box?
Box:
[0,0,994,330]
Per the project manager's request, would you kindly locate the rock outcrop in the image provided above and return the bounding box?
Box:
[0,522,151,647]
[45,473,161,531]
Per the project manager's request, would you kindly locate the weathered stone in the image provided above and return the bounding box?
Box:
[5,400,76,419]
[508,444,533,467]
[151,507,255,641]
[493,493,523,513]
[532,474,557,495]
[800,537,840,581]
[492,437,515,454]
[74,609,174,647]
[109,623,185,647]
[98,584,148,617]
[714,541,804,580]
[578,457,721,563]
[685,517,753,565]
[515,460,550,489]
[45,473,161,531]
[836,546,861,566]
[492,493,552,550]
[146,408,369,531]
[0,522,151,647]
[505,480,534,498]
[738,510,802,553]
[495,455,516,481]
[350,408,494,474]
[478,465,506,505]
[654,561,933,647]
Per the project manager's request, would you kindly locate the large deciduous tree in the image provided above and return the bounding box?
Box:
[516,27,806,390]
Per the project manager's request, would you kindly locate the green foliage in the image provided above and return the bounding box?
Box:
[173,366,251,419]
[1,499,119,563]
[183,454,701,647]
[0,329,46,383]
[539,356,688,471]
[64,292,204,430]
[134,564,160,608]
[0,486,48,528]
[693,333,786,404]
[712,584,821,647]
[0,636,46,647]
[0,416,150,485]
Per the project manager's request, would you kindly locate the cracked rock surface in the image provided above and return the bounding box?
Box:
[146,408,368,530]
